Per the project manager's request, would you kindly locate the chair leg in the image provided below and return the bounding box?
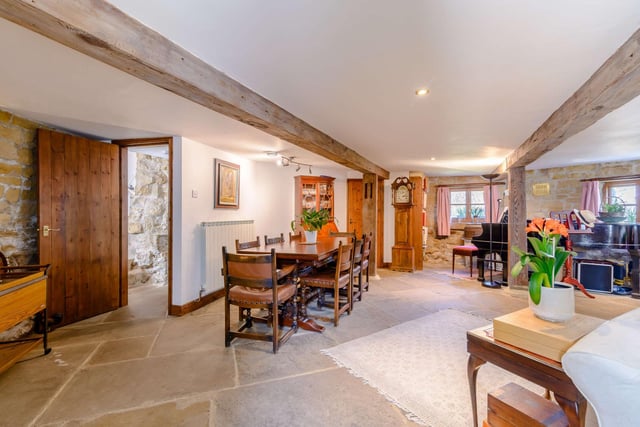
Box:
[271,304,278,354]
[452,253,456,274]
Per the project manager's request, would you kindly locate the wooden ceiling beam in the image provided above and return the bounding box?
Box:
[0,0,389,178]
[496,27,640,173]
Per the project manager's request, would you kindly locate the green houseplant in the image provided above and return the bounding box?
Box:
[291,208,330,243]
[599,196,626,223]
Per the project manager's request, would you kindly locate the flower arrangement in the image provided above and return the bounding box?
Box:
[510,218,574,305]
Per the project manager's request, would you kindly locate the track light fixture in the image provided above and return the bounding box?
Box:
[271,154,313,174]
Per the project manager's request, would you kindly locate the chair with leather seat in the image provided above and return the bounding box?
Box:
[354,233,372,298]
[222,246,298,353]
[264,233,285,245]
[351,236,365,303]
[235,236,261,251]
[299,240,354,327]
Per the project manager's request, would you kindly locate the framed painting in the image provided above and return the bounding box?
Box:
[214,159,240,209]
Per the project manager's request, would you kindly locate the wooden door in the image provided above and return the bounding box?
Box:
[38,129,121,326]
[347,179,363,236]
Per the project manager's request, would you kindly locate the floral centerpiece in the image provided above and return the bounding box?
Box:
[510,218,573,304]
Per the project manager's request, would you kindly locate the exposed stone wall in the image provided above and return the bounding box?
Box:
[0,110,39,265]
[128,153,169,288]
[526,160,640,218]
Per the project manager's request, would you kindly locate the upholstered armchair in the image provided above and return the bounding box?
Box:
[562,307,640,427]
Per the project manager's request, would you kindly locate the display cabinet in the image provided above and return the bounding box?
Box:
[294,175,335,235]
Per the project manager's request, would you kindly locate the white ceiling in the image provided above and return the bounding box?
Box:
[1,1,639,176]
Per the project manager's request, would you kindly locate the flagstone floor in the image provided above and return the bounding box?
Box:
[1,265,637,426]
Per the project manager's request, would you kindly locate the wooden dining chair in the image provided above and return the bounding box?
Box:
[351,237,365,303]
[300,240,354,327]
[264,233,285,245]
[222,246,298,353]
[235,236,261,251]
[289,231,303,242]
[358,233,372,294]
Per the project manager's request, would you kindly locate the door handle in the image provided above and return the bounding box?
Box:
[42,225,60,237]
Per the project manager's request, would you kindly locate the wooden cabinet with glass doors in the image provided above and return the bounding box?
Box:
[294,175,336,236]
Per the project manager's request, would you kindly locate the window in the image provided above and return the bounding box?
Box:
[603,180,639,223]
[450,188,485,223]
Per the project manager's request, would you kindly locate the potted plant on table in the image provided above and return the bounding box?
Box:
[511,218,593,322]
[291,208,330,244]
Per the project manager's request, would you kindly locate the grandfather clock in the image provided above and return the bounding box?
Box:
[391,177,415,272]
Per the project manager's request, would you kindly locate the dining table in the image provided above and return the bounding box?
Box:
[236,236,349,332]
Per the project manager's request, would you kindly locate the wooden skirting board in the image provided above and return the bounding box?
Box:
[169,289,223,316]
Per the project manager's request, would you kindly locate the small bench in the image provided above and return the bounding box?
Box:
[452,245,478,277]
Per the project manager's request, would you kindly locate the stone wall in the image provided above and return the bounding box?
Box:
[0,110,39,265]
[128,153,169,288]
[526,160,640,218]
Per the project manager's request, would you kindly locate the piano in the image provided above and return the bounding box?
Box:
[471,223,509,284]
[569,223,640,298]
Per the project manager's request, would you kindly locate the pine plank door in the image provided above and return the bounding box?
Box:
[347,179,363,236]
[38,129,121,326]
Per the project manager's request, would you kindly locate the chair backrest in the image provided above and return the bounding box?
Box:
[360,233,372,267]
[235,236,261,251]
[222,246,277,289]
[289,231,302,242]
[329,230,356,238]
[264,233,285,245]
[334,241,354,282]
[353,237,364,264]
[0,251,7,267]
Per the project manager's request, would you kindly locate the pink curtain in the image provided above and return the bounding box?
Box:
[483,185,500,222]
[437,187,450,236]
[581,181,600,212]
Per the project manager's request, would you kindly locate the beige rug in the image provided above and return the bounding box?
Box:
[321,309,543,426]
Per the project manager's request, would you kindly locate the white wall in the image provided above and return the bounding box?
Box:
[172,136,351,306]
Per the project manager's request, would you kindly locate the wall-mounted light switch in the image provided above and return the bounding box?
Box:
[192,190,198,198]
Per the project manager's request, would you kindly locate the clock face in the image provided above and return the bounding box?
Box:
[396,185,410,204]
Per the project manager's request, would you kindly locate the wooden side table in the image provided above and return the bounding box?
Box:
[467,326,586,427]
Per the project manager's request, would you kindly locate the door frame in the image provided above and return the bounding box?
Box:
[113,137,173,310]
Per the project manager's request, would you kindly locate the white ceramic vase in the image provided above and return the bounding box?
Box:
[304,230,318,244]
[529,282,575,322]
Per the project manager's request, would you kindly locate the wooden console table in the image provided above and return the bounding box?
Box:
[467,325,586,427]
[0,264,51,374]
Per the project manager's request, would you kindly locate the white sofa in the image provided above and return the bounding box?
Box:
[561,307,640,427]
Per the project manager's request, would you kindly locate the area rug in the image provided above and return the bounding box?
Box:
[321,309,542,426]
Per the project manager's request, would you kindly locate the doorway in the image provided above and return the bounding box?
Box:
[115,137,173,315]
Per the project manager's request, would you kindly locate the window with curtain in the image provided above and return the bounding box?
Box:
[450,187,485,223]
[603,179,639,222]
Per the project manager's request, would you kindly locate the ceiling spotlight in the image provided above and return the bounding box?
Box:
[265,151,278,157]
[296,165,301,172]
[415,88,429,96]
[308,167,312,174]
[281,157,290,167]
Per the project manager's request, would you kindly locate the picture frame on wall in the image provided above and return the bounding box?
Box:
[214,158,239,209]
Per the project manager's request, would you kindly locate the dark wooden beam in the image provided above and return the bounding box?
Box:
[0,0,389,178]
[496,27,640,173]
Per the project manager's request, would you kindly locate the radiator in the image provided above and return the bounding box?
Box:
[202,220,255,293]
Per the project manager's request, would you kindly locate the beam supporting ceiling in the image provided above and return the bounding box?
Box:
[0,0,389,178]
[497,27,640,173]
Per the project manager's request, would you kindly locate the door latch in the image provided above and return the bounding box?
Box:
[42,225,60,237]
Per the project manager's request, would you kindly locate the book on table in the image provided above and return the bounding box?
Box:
[492,308,604,362]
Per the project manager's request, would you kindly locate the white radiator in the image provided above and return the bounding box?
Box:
[202,220,255,292]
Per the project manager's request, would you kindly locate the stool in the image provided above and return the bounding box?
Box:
[452,244,478,277]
